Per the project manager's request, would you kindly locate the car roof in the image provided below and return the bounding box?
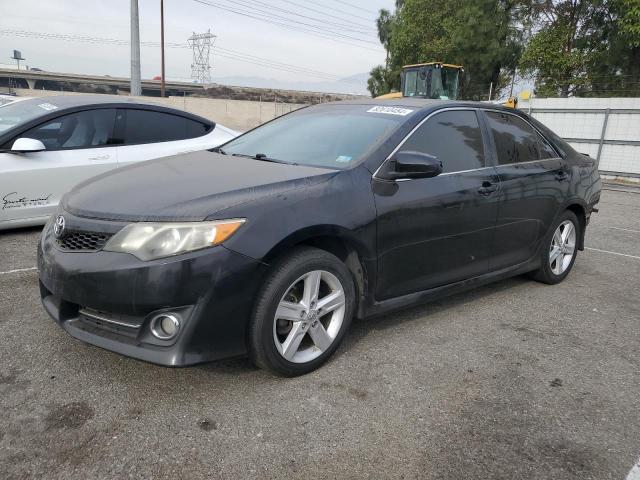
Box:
[14,94,165,110]
[0,94,216,147]
[320,98,521,115]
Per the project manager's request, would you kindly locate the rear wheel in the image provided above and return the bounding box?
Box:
[248,247,355,376]
[529,210,579,284]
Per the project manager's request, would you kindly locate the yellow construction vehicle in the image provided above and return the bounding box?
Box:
[376,62,464,100]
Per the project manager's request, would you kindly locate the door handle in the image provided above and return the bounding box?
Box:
[477,181,498,196]
[555,170,569,181]
[88,154,110,161]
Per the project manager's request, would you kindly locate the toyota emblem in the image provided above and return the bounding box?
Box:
[53,215,66,238]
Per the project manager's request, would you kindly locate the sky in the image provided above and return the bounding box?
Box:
[0,0,395,92]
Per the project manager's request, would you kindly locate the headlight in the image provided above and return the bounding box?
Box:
[103,219,245,261]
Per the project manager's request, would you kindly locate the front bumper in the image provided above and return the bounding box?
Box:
[38,218,264,366]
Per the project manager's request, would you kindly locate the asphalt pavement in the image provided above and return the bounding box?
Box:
[1,188,639,479]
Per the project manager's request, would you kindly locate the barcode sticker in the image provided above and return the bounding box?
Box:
[367,106,414,116]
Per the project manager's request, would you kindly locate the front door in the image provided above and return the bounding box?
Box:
[374,109,500,300]
[0,109,118,225]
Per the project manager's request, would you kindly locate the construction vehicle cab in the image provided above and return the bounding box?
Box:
[377,62,463,100]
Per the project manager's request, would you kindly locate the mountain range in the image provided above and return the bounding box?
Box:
[213,72,370,95]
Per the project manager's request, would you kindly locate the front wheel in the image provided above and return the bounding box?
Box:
[529,210,580,285]
[248,247,355,376]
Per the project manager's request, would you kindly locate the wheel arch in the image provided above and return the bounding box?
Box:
[564,201,587,250]
[262,226,374,318]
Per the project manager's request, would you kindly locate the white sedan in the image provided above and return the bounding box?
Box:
[0,95,238,230]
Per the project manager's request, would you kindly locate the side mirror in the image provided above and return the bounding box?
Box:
[11,138,46,153]
[377,151,443,180]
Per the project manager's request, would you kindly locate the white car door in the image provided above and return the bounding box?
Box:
[0,109,118,227]
[114,108,237,168]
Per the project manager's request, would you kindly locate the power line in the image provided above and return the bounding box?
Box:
[235,0,377,34]
[189,0,384,52]
[294,0,378,23]
[326,0,379,16]
[0,29,347,81]
[273,0,377,32]
[195,0,379,43]
[216,0,377,38]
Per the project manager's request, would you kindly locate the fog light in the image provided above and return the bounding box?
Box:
[150,313,181,340]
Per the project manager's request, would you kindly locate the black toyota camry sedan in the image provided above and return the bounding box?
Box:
[38,99,601,376]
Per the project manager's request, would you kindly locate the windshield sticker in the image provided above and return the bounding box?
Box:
[37,103,58,111]
[367,106,414,116]
[335,155,352,163]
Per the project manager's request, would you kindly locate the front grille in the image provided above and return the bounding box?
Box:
[56,231,111,251]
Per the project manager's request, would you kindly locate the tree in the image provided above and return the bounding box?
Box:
[519,0,640,97]
[377,9,393,69]
[367,0,524,99]
[367,65,399,97]
[600,0,640,95]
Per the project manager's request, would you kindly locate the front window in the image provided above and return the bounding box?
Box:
[19,109,117,150]
[221,105,409,170]
[403,69,428,97]
[400,110,485,173]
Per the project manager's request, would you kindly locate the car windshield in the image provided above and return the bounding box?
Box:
[221,105,410,169]
[0,100,51,134]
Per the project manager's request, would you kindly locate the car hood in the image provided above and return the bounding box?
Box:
[63,150,338,222]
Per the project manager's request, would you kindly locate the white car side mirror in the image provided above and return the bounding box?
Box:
[11,138,46,153]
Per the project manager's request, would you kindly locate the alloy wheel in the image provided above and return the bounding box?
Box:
[549,220,577,275]
[273,270,346,364]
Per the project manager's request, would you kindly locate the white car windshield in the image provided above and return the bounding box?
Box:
[0,100,52,134]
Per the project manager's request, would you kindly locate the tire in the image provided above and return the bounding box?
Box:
[529,210,580,285]
[248,246,356,376]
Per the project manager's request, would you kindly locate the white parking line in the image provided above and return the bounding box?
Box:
[585,247,640,260]
[606,226,640,234]
[626,457,640,480]
[0,267,37,275]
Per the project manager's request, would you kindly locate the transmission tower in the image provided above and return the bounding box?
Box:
[188,30,216,84]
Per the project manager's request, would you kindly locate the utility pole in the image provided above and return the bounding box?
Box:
[130,0,142,96]
[160,0,166,97]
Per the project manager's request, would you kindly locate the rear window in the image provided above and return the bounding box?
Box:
[120,109,211,145]
[485,111,557,165]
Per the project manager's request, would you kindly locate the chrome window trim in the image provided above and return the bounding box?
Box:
[373,106,560,181]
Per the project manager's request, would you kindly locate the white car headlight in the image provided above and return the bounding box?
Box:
[104,219,245,261]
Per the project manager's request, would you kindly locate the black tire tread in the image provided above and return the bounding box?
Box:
[247,246,355,376]
[529,210,580,285]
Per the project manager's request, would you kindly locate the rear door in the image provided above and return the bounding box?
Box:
[115,109,214,167]
[374,109,500,300]
[0,108,117,225]
[481,110,569,271]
